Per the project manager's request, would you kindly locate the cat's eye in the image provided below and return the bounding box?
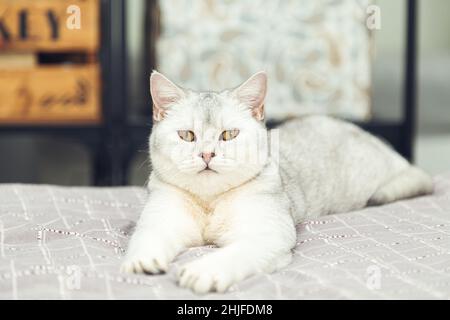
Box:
[220,129,240,141]
[178,130,196,142]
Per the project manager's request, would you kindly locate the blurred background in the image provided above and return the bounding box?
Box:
[0,0,448,187]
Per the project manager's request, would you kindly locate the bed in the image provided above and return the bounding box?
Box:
[1,173,450,299]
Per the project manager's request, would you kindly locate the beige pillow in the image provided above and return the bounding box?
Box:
[156,0,372,121]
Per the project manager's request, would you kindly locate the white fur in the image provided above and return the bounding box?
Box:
[121,71,433,294]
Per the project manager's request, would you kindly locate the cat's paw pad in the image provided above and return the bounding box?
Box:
[120,249,169,274]
[177,258,235,294]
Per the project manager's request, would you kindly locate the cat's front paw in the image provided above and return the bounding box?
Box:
[177,257,237,294]
[120,246,170,275]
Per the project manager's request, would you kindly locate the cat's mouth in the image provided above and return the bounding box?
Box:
[198,166,218,174]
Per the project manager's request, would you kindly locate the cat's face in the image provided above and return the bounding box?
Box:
[149,71,269,196]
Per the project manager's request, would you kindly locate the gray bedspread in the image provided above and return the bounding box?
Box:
[1,174,450,299]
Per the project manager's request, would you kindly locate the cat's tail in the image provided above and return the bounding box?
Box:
[368,166,434,206]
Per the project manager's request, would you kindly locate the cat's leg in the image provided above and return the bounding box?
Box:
[121,189,203,274]
[368,166,433,206]
[177,195,296,294]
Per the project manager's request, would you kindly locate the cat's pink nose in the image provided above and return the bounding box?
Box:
[200,152,215,164]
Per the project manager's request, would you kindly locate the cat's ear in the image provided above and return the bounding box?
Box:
[150,71,185,121]
[233,71,267,121]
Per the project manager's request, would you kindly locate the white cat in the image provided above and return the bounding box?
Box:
[121,71,433,294]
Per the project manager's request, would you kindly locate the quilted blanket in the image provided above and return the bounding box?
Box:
[1,174,450,299]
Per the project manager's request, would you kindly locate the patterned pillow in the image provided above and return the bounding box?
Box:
[156,0,372,121]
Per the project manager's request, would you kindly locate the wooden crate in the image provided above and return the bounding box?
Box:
[0,0,101,124]
[0,0,99,52]
[0,64,100,124]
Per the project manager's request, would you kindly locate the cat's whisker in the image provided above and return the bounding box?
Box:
[177,162,200,170]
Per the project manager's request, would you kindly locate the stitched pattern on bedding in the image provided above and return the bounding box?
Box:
[0,174,449,299]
